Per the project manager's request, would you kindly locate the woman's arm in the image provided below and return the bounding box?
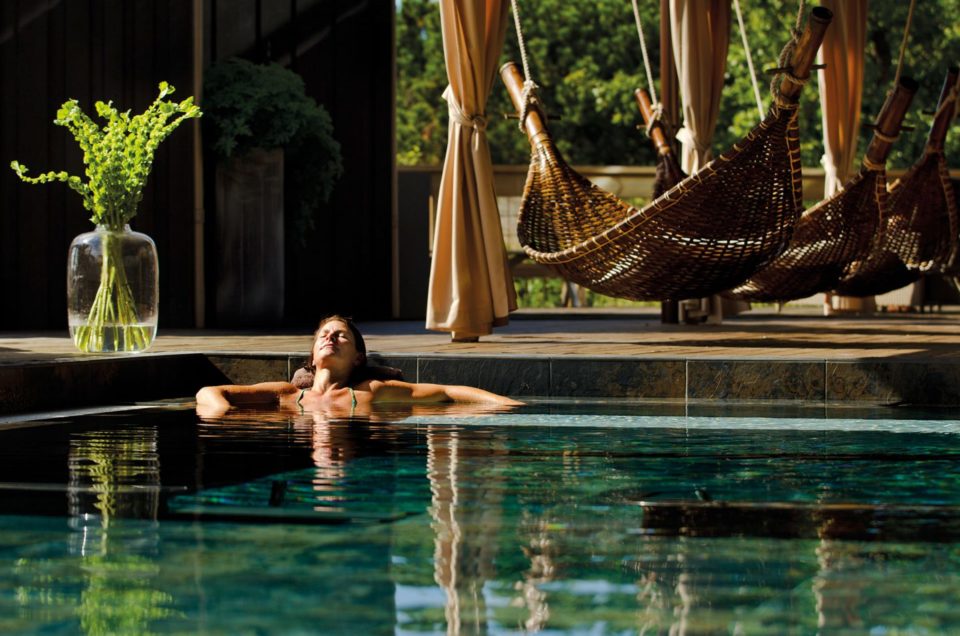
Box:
[196,382,300,409]
[372,380,523,406]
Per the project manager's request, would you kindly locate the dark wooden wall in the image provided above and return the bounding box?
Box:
[207,0,395,327]
[0,0,196,330]
[1,0,395,330]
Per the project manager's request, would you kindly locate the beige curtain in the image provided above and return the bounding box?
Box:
[819,0,873,313]
[669,0,731,173]
[426,0,516,341]
[669,0,735,321]
[818,0,867,197]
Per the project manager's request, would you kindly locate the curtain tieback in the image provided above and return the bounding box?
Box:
[443,86,487,151]
[675,127,709,156]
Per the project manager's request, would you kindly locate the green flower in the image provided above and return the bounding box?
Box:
[10,82,201,230]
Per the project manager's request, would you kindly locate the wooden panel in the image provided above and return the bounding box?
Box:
[0,3,19,326]
[215,0,257,60]
[284,0,395,324]
[160,0,198,327]
[214,149,285,326]
[15,1,51,327]
[44,2,67,322]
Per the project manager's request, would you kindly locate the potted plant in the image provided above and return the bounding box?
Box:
[202,58,343,325]
[202,58,343,239]
[11,83,201,353]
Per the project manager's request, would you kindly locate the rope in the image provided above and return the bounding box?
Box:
[921,72,960,155]
[733,0,765,120]
[631,0,658,108]
[892,0,917,88]
[871,127,899,144]
[509,0,541,131]
[769,0,806,100]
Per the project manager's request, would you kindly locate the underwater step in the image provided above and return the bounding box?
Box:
[635,499,960,541]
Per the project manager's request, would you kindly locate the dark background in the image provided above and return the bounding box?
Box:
[0,0,395,330]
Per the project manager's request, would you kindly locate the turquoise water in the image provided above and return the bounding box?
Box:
[1,402,959,634]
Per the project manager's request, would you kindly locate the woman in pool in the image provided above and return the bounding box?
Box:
[196,315,523,412]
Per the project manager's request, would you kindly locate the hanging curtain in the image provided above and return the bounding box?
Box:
[669,0,735,321]
[819,0,872,313]
[426,0,516,341]
[669,0,731,173]
[818,0,868,197]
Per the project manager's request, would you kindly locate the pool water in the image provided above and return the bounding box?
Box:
[1,401,959,634]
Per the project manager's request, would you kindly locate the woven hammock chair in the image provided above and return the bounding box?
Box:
[833,67,960,297]
[728,76,918,302]
[499,7,832,301]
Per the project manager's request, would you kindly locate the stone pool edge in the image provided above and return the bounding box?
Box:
[3,352,960,415]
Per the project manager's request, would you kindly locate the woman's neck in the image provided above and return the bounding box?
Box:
[311,367,351,394]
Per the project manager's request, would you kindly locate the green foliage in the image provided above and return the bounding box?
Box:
[202,58,344,238]
[513,275,657,309]
[10,82,201,230]
[396,0,448,165]
[718,0,960,169]
[397,0,960,170]
[858,0,960,168]
[397,0,660,166]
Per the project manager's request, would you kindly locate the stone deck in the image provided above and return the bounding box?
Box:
[3,308,960,414]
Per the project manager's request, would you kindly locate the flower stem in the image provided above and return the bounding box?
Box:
[72,231,151,353]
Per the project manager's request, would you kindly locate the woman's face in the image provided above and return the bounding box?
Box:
[312,319,363,371]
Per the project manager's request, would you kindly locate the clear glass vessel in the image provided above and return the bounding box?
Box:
[66,225,158,353]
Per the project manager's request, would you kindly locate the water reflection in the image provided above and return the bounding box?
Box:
[5,404,960,633]
[68,426,161,545]
[15,425,176,635]
[427,426,508,634]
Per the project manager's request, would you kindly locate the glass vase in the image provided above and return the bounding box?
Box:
[67,225,158,353]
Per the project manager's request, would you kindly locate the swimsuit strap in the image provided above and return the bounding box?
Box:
[297,389,307,406]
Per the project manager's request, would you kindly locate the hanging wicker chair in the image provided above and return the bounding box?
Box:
[832,67,960,297]
[499,7,832,301]
[728,76,918,302]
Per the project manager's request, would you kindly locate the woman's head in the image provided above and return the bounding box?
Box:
[307,315,367,377]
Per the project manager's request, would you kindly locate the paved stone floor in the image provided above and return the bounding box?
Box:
[3,307,959,364]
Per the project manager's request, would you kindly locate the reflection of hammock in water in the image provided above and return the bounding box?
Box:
[833,67,960,297]
[498,7,833,301]
[728,76,918,302]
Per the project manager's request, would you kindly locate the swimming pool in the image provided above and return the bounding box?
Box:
[1,401,959,634]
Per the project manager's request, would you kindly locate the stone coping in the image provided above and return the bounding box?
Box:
[3,350,959,416]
